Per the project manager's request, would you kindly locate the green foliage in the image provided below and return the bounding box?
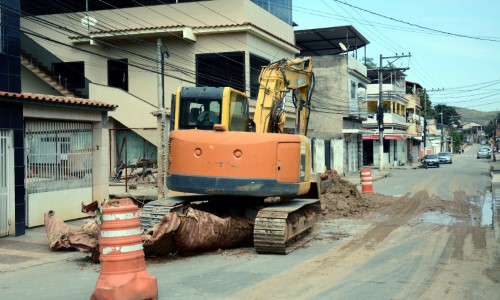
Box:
[418,90,437,119]
[434,104,461,126]
[484,112,500,138]
[452,131,464,153]
[360,57,377,68]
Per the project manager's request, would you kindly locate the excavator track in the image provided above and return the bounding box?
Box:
[140,197,190,231]
[253,198,321,254]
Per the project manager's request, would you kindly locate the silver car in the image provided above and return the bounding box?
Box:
[438,152,452,164]
[477,148,491,159]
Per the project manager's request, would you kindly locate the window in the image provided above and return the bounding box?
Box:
[108,59,128,91]
[178,97,222,130]
[251,0,293,25]
[229,92,249,132]
[350,80,356,99]
[52,61,85,89]
[196,52,245,92]
[249,54,269,98]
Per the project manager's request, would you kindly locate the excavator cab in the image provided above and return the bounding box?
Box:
[173,86,250,132]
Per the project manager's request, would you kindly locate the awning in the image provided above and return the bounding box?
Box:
[343,128,374,134]
[363,135,406,140]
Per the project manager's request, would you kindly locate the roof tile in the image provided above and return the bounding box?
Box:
[0,91,117,109]
[69,22,299,50]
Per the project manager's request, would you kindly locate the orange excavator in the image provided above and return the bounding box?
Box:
[142,57,321,254]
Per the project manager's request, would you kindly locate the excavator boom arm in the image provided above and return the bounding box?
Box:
[253,57,315,135]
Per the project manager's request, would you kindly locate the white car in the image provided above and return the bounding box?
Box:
[477,148,491,159]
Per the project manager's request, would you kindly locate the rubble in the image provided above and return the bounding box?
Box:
[43,211,99,262]
[142,207,253,256]
[319,170,396,220]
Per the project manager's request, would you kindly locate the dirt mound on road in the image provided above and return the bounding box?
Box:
[320,170,396,220]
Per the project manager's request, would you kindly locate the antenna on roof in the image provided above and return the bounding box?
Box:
[82,0,97,33]
[81,16,98,28]
[339,42,348,52]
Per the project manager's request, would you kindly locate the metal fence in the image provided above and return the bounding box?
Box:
[25,120,93,194]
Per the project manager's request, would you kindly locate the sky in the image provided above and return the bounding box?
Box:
[293,0,500,112]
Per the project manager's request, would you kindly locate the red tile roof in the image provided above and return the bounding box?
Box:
[70,22,299,50]
[0,91,117,110]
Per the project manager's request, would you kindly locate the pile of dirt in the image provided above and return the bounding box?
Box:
[319,170,396,220]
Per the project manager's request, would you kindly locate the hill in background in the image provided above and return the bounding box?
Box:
[453,107,497,125]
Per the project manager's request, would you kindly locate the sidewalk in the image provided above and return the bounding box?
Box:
[491,153,500,240]
[0,218,89,273]
[343,162,421,186]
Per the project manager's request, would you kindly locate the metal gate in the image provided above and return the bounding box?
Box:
[25,120,93,193]
[0,130,13,237]
[25,120,93,226]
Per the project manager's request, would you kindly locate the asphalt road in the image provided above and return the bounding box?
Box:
[373,144,492,199]
[1,144,498,299]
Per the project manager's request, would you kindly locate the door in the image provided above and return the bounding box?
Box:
[0,130,13,237]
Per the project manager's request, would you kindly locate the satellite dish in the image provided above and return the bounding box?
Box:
[81,16,97,27]
[339,42,347,52]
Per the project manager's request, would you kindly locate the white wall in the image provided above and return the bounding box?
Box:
[21,66,63,96]
[27,188,91,227]
[312,138,326,173]
[333,138,344,175]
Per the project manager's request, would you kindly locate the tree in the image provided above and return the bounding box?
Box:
[451,131,464,153]
[484,112,500,138]
[418,89,437,120]
[360,57,377,69]
[434,104,461,126]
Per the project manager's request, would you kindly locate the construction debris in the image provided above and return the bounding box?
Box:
[142,207,253,256]
[319,170,396,219]
[43,211,99,262]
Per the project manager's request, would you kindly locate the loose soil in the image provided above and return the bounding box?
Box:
[319,170,397,220]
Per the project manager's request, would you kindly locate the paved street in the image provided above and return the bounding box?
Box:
[1,146,499,299]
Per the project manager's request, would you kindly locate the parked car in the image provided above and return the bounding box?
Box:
[438,152,452,164]
[477,148,491,159]
[422,154,440,168]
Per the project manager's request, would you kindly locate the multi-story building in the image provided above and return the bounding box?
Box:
[404,81,424,157]
[20,0,300,176]
[295,26,370,175]
[363,68,410,167]
[461,122,485,144]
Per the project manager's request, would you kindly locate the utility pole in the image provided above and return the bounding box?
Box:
[378,54,384,171]
[155,38,169,199]
[440,112,444,152]
[423,88,427,155]
[493,116,497,162]
[377,53,411,170]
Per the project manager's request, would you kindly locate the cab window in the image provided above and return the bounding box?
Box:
[229,92,249,132]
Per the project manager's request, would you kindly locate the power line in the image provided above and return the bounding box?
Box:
[331,0,500,43]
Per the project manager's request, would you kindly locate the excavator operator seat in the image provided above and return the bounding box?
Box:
[189,107,200,124]
[196,111,219,129]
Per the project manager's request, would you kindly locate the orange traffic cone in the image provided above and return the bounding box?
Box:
[91,198,157,300]
[360,168,373,193]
